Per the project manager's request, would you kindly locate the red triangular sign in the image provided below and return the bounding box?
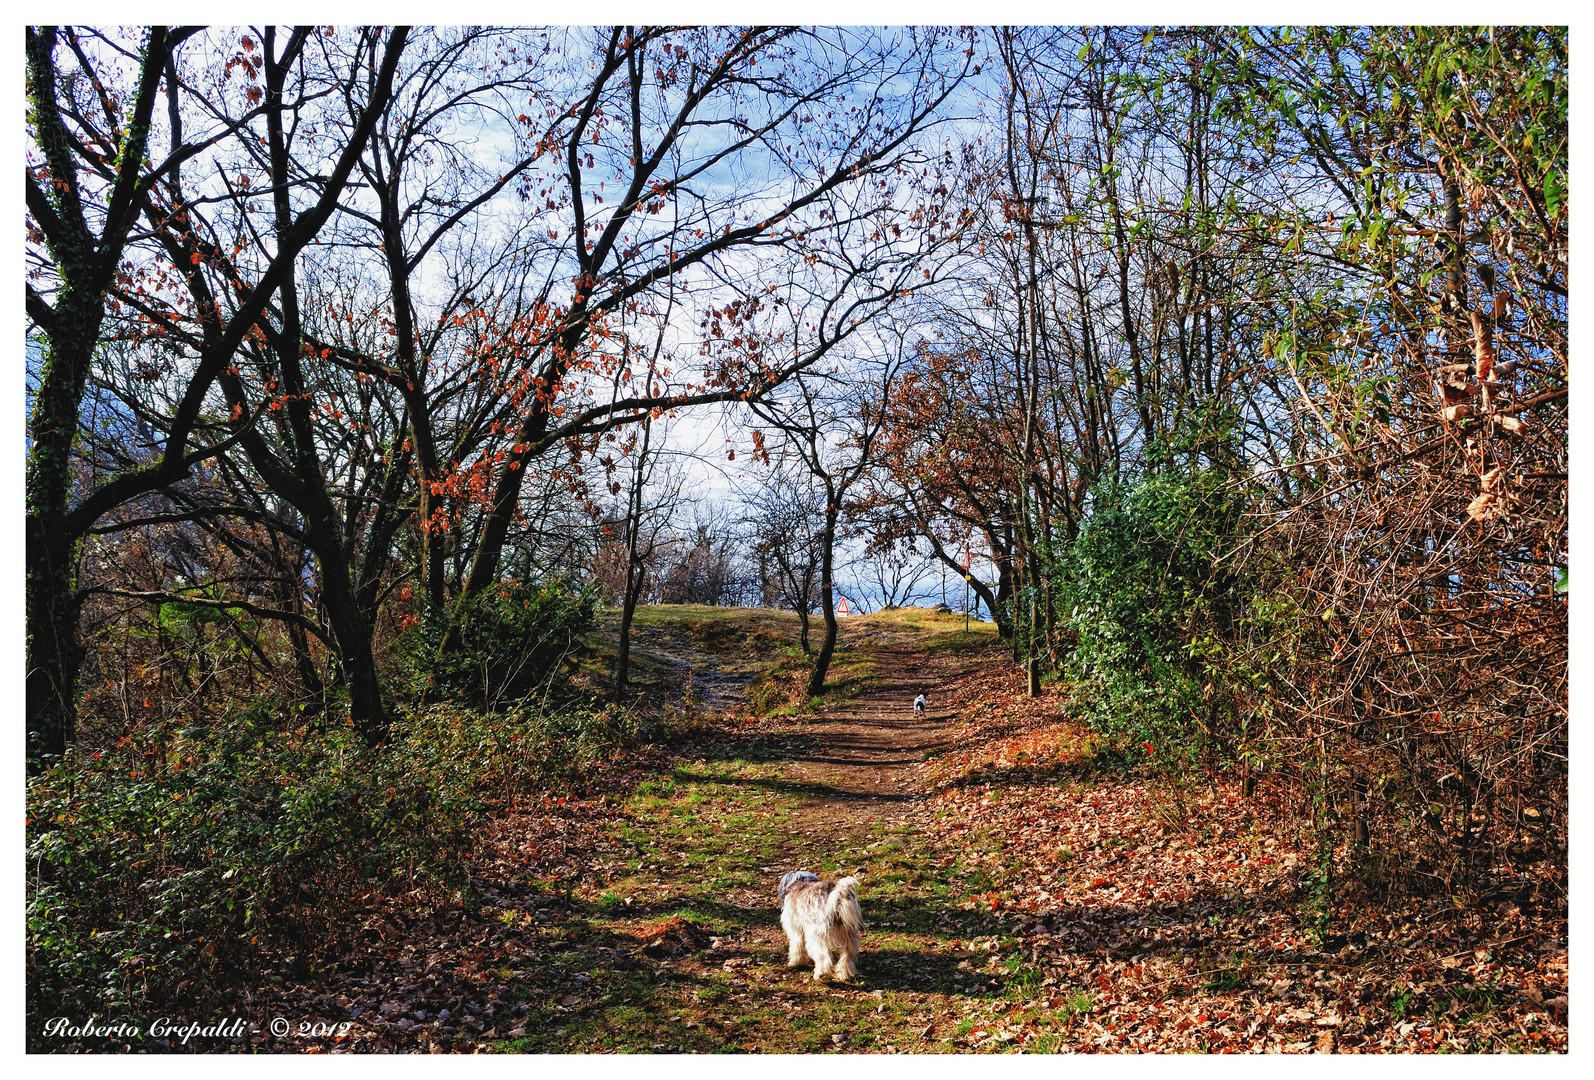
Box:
[836,598,850,615]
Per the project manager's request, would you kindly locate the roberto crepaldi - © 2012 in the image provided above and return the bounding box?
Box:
[42,1016,255,1044]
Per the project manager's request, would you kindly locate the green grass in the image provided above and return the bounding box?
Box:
[590,605,1000,717]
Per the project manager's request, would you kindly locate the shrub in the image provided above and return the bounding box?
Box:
[26,679,658,1045]
[398,698,642,802]
[399,577,597,707]
[1057,412,1253,759]
[25,706,476,1042]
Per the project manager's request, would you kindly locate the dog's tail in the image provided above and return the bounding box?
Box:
[827,876,864,934]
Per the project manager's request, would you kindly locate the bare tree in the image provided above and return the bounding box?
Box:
[444,26,975,624]
[610,412,686,693]
[750,328,914,696]
[847,532,936,612]
[744,463,825,653]
[25,25,408,761]
[653,503,745,607]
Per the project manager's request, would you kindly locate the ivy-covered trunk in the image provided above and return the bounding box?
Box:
[25,298,101,765]
[24,25,173,768]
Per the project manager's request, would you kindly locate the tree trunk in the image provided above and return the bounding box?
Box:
[807,501,840,698]
[375,164,449,624]
[286,614,326,717]
[1026,542,1044,696]
[989,527,1016,642]
[26,287,105,765]
[964,571,1002,636]
[314,543,388,744]
[1009,516,1027,667]
[616,538,645,695]
[25,510,86,766]
[259,26,393,743]
[24,27,172,767]
[616,589,638,694]
[24,27,406,764]
[615,410,661,695]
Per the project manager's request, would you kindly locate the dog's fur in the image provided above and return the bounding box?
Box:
[778,871,863,981]
[913,693,927,716]
[778,870,819,900]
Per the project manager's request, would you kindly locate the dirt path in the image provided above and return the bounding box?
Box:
[451,618,1028,1054]
[774,643,972,853]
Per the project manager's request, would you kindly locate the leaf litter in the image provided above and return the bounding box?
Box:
[124,612,1564,1053]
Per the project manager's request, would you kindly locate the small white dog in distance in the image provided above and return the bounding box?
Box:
[778,871,863,981]
[913,693,927,716]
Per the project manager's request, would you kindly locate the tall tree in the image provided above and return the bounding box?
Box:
[24,25,408,762]
[745,464,826,653]
[609,376,685,693]
[1210,26,1568,882]
[750,330,912,696]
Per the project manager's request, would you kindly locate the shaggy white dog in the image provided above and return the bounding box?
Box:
[778,871,863,981]
[913,693,927,716]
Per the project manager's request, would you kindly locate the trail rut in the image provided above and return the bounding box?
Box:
[773,643,978,856]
